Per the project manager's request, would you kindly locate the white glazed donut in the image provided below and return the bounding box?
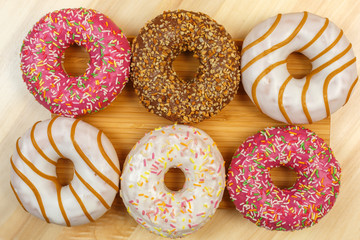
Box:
[10,117,120,226]
[120,125,225,238]
[241,12,358,124]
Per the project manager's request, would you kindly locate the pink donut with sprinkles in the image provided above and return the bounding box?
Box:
[227,126,341,231]
[20,8,131,117]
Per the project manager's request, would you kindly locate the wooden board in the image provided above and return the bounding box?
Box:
[57,37,330,209]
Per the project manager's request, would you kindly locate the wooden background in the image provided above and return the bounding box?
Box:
[0,0,359,239]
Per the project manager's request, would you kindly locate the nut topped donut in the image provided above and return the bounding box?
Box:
[131,10,240,123]
[20,8,131,117]
[241,12,358,124]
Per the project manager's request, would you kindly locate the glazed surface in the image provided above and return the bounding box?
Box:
[241,12,358,124]
[10,117,120,226]
[120,125,225,238]
[20,8,131,117]
[227,126,341,231]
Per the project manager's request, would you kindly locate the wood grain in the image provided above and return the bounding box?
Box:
[2,1,360,239]
[57,38,329,209]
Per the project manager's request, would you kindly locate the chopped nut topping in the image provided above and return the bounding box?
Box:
[131,10,241,123]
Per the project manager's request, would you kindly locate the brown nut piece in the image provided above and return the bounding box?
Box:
[131,10,241,123]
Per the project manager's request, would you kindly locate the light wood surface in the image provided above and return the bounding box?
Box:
[1,0,360,239]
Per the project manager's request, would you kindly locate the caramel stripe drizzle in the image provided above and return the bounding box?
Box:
[251,60,287,111]
[323,57,356,116]
[10,157,49,223]
[69,184,94,222]
[57,185,70,226]
[16,138,57,182]
[31,121,56,166]
[278,75,293,124]
[345,77,358,104]
[71,119,118,191]
[10,182,27,212]
[241,14,282,54]
[97,131,120,175]
[47,116,65,159]
[74,170,111,209]
[275,18,330,123]
[297,18,329,52]
[310,30,343,62]
[301,43,353,123]
[242,12,308,73]
[47,117,96,225]
[16,138,70,226]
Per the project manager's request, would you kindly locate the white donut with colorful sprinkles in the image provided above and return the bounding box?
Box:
[227,125,341,231]
[120,125,225,238]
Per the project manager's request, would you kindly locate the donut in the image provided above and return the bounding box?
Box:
[131,10,240,123]
[20,8,131,117]
[241,12,358,124]
[10,116,120,226]
[227,125,341,231]
[120,125,225,238]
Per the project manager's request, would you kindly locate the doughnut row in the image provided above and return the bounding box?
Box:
[20,9,357,125]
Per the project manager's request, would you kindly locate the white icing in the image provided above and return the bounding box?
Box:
[10,117,120,226]
[241,12,358,124]
[120,125,225,238]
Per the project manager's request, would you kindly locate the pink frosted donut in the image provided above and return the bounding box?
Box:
[227,126,341,231]
[20,8,131,117]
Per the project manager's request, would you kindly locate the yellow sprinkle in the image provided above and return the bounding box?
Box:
[190,157,195,163]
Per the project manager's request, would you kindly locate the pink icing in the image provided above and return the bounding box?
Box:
[227,125,341,231]
[20,8,131,117]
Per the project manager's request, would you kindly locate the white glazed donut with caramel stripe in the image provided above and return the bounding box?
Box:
[241,12,358,124]
[10,117,120,226]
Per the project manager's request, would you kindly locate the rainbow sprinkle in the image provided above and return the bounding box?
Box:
[120,125,225,238]
[227,125,341,231]
[20,8,131,117]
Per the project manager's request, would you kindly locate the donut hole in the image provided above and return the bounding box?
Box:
[164,167,186,191]
[172,51,200,82]
[286,52,312,79]
[56,158,75,186]
[62,44,90,77]
[269,166,298,189]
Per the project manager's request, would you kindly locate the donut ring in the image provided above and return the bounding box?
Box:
[120,125,225,238]
[131,10,240,123]
[20,8,131,117]
[227,125,341,231]
[241,12,358,124]
[10,117,120,226]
